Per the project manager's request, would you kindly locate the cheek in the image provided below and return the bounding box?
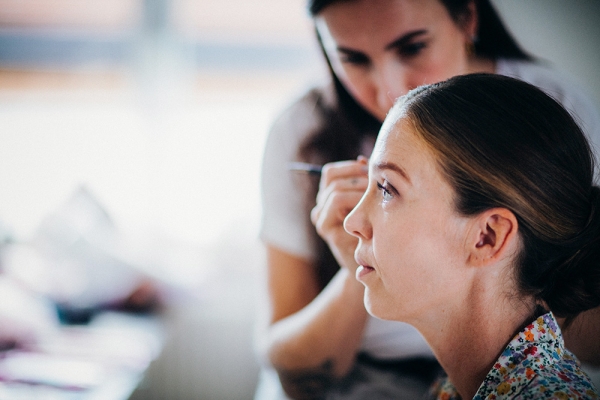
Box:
[337,68,375,107]
[370,213,460,310]
[427,40,469,80]
[407,60,461,89]
[366,232,434,321]
[406,43,469,88]
[372,216,428,292]
[327,56,380,116]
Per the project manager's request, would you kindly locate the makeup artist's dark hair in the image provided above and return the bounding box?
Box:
[300,0,532,288]
[309,0,531,60]
[400,73,600,323]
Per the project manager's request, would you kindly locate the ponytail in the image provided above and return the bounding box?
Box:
[400,74,600,323]
[542,186,600,322]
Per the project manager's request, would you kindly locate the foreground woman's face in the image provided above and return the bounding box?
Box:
[316,0,473,122]
[344,114,471,322]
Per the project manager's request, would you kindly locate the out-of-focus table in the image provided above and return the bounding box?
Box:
[0,311,163,400]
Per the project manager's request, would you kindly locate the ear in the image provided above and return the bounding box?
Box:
[467,208,519,267]
[463,0,479,39]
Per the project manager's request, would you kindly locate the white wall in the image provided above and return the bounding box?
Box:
[491,0,600,110]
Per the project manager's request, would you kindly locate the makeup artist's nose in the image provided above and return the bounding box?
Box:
[374,64,409,116]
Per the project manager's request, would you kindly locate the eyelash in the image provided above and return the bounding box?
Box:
[339,41,427,66]
[377,181,394,202]
[398,42,427,58]
[340,53,369,66]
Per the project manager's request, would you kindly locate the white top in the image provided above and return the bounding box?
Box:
[259,59,600,361]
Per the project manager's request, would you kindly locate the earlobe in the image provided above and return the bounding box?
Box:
[469,209,518,266]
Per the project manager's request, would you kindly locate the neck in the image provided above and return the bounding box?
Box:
[413,285,535,399]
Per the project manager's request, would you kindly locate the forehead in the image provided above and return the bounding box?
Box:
[372,114,445,186]
[374,114,420,162]
[316,0,453,48]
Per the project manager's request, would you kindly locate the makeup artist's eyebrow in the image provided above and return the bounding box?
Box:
[336,46,364,57]
[384,30,428,51]
[375,161,412,184]
[336,30,428,55]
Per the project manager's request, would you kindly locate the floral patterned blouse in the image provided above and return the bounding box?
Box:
[430,312,599,399]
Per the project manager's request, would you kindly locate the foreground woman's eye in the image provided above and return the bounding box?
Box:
[377,182,394,202]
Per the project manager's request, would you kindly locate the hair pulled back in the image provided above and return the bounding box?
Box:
[399,74,600,322]
[300,0,532,288]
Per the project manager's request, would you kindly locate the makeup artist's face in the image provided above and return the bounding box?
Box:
[316,0,474,122]
[344,114,471,322]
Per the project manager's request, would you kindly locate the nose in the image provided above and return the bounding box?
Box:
[344,195,371,241]
[375,64,409,116]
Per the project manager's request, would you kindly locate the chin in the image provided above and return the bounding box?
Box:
[363,289,378,316]
[364,290,399,321]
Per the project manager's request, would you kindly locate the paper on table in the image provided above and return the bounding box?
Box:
[0,351,106,391]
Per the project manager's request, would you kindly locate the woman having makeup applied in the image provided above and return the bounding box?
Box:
[256,0,600,398]
[344,73,600,399]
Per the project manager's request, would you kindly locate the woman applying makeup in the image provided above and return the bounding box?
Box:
[257,1,600,398]
[344,73,600,399]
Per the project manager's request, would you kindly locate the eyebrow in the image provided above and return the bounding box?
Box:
[375,161,412,184]
[336,29,428,55]
[384,30,428,51]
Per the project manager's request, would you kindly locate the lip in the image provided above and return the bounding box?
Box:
[355,254,375,281]
[356,265,375,280]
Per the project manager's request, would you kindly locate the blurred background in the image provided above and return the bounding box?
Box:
[0,0,598,399]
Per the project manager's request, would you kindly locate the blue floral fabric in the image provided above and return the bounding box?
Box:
[431,312,599,399]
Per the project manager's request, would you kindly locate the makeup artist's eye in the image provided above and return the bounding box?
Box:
[377,181,394,202]
[340,51,370,66]
[398,42,426,58]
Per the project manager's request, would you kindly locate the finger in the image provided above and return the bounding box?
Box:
[314,176,369,210]
[333,176,369,192]
[320,160,369,190]
[313,190,365,234]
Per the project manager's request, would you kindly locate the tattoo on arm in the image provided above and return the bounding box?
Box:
[277,360,335,400]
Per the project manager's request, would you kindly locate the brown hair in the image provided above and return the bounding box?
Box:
[309,0,531,61]
[400,73,600,322]
[300,0,532,288]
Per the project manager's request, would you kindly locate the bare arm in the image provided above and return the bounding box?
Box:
[256,159,371,398]
[256,247,368,398]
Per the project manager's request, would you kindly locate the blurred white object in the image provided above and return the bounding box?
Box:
[2,185,212,314]
[0,352,107,390]
[3,186,145,310]
[0,310,164,399]
[0,276,59,348]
